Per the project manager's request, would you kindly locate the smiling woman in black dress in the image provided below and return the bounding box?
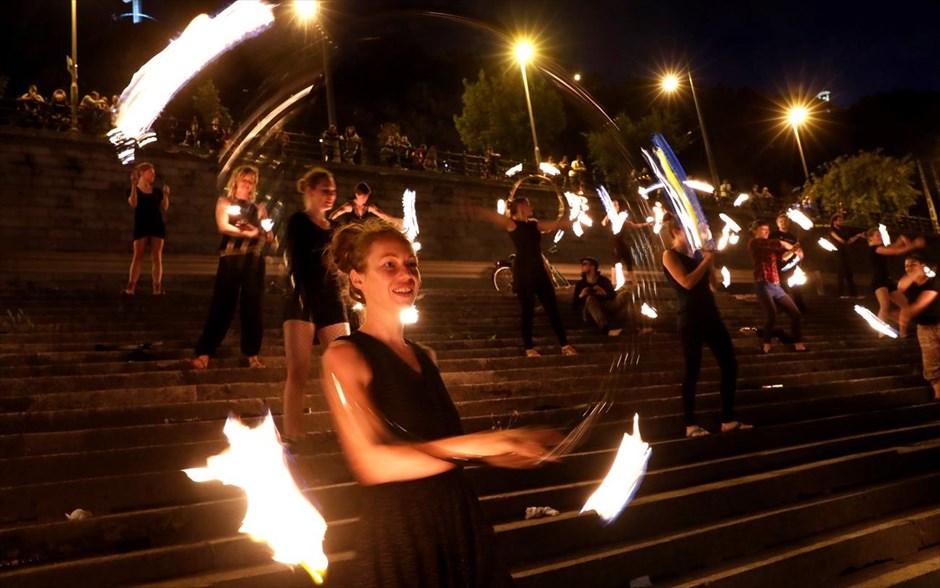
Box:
[321,219,560,587]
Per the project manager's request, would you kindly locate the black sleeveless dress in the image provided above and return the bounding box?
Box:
[131,187,166,240]
[282,212,346,325]
[338,331,514,588]
[509,220,550,292]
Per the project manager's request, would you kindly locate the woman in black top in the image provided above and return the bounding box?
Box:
[321,219,559,586]
[829,214,865,298]
[899,253,940,400]
[192,165,271,370]
[661,213,750,437]
[329,181,397,226]
[125,162,170,295]
[468,197,576,357]
[281,168,350,443]
[865,228,923,336]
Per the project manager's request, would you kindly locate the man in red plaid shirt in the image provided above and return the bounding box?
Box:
[748,220,808,354]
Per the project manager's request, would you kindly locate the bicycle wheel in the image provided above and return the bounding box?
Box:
[493,266,514,296]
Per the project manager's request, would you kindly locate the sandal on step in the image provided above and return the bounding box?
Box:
[685,426,710,438]
[721,421,753,433]
[191,356,209,370]
[525,348,541,358]
[561,344,578,356]
[247,356,266,368]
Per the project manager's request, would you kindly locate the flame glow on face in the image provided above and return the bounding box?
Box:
[580,414,652,524]
[183,413,328,583]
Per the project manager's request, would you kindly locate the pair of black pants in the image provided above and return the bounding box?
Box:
[755,284,802,344]
[836,250,857,297]
[516,273,568,349]
[678,314,737,426]
[195,254,265,357]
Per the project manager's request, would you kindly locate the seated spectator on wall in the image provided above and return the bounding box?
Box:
[424,145,438,171]
[17,84,46,128]
[182,116,201,147]
[569,154,587,191]
[412,143,427,169]
[78,90,109,133]
[381,133,401,167]
[399,135,414,167]
[202,117,225,152]
[321,124,341,163]
[342,125,361,164]
[49,88,70,130]
[484,147,500,179]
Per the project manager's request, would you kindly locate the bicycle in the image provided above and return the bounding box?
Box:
[492,245,571,296]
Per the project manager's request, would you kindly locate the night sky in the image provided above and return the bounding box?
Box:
[2,0,938,106]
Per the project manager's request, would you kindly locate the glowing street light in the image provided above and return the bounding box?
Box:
[294,1,336,128]
[514,39,541,165]
[573,73,582,82]
[660,71,719,190]
[787,103,811,183]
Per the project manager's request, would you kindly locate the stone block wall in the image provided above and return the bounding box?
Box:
[0,127,611,265]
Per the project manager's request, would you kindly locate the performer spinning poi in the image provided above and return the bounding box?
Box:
[321,219,561,586]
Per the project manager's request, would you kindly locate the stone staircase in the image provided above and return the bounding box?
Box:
[1,278,938,587]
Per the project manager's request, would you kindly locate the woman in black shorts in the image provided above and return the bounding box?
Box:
[865,228,923,335]
[281,168,350,443]
[125,162,169,294]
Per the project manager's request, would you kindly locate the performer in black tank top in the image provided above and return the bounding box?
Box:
[192,165,272,370]
[320,219,560,587]
[124,162,170,295]
[661,212,750,438]
[864,227,924,338]
[328,181,397,226]
[466,196,576,357]
[280,168,350,444]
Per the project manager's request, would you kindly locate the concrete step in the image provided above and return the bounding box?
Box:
[829,544,940,588]
[514,476,940,588]
[660,504,940,588]
[4,428,937,586]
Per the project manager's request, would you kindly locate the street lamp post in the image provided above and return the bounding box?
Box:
[662,72,719,189]
[294,1,336,128]
[68,0,79,131]
[514,40,540,166]
[787,106,811,183]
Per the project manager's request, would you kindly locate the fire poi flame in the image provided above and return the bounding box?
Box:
[733,193,749,207]
[580,413,652,524]
[109,1,275,162]
[854,305,898,338]
[682,179,714,193]
[788,265,808,287]
[878,224,891,246]
[614,262,625,290]
[401,189,420,250]
[720,266,731,288]
[497,199,507,215]
[640,303,658,319]
[183,412,328,583]
[786,209,814,231]
[818,237,838,252]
